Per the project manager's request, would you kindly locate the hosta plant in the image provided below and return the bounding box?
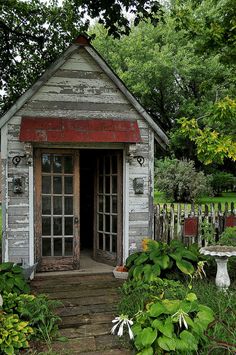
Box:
[0,311,33,355]
[0,262,30,294]
[132,292,214,354]
[126,239,200,282]
[2,292,62,344]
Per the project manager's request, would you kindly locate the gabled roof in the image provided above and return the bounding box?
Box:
[0,34,168,148]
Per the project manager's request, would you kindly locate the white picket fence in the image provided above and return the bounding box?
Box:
[154,202,236,246]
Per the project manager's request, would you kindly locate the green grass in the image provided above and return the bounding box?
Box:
[192,279,236,354]
[154,191,236,206]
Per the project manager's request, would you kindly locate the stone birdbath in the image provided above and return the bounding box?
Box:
[200,246,236,289]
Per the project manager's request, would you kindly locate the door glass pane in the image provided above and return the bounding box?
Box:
[53,196,62,215]
[65,238,73,256]
[112,235,117,253]
[112,176,117,193]
[53,217,62,235]
[65,196,73,215]
[99,214,103,231]
[42,154,51,173]
[112,156,117,174]
[53,156,62,173]
[105,196,110,213]
[42,176,51,194]
[53,176,62,194]
[105,215,110,232]
[42,217,51,235]
[42,238,51,256]
[65,217,73,235]
[112,215,117,233]
[42,196,51,215]
[64,156,73,174]
[112,196,117,213]
[54,238,62,256]
[105,235,110,251]
[65,176,73,194]
[105,177,110,193]
[98,195,103,212]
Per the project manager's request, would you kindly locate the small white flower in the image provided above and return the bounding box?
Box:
[172,309,189,329]
[111,314,134,339]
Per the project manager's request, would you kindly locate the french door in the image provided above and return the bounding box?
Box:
[94,151,123,266]
[35,149,80,271]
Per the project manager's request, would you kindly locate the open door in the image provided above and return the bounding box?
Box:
[35,149,80,271]
[94,151,123,266]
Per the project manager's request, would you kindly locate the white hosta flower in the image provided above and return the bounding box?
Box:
[172,309,189,329]
[111,314,134,339]
[0,294,3,307]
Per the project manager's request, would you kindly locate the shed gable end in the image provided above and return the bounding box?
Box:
[19,48,141,122]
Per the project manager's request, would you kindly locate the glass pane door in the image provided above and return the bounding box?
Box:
[35,150,80,271]
[95,152,122,265]
[41,153,74,257]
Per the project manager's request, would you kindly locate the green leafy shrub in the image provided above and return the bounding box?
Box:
[0,311,33,355]
[2,292,62,344]
[132,292,214,354]
[0,262,30,294]
[218,227,236,246]
[126,240,200,282]
[118,278,186,318]
[210,171,236,195]
[192,280,236,354]
[17,294,62,343]
[155,158,212,202]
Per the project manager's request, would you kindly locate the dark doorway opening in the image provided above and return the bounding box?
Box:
[80,150,95,252]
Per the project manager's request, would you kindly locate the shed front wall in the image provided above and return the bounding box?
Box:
[1,46,154,265]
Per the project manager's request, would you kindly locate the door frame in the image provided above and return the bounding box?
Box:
[34,148,80,271]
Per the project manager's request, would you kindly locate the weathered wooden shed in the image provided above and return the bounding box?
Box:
[0,34,168,271]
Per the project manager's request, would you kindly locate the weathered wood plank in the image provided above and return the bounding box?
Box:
[24,100,133,112]
[18,109,140,120]
[33,92,128,104]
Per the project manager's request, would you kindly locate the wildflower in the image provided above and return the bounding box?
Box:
[111,314,134,339]
[142,239,149,251]
[194,261,207,279]
[172,309,189,329]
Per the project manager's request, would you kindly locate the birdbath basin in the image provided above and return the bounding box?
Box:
[200,246,236,289]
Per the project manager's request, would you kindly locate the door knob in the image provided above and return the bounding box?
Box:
[74,217,79,224]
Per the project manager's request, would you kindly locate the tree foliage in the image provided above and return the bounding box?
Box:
[155,158,211,202]
[0,0,162,114]
[92,0,236,164]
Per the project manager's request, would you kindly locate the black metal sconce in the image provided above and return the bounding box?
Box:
[12,154,27,167]
[12,143,33,167]
[133,156,145,167]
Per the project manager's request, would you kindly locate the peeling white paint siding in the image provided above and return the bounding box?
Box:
[4,116,30,263]
[1,124,8,261]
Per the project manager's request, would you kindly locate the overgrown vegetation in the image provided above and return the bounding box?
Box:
[0,262,62,354]
[155,158,211,203]
[114,239,236,354]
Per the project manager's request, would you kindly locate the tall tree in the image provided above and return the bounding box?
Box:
[0,0,162,113]
[92,0,236,164]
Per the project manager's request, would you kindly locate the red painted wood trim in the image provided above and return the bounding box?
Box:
[19,117,142,143]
